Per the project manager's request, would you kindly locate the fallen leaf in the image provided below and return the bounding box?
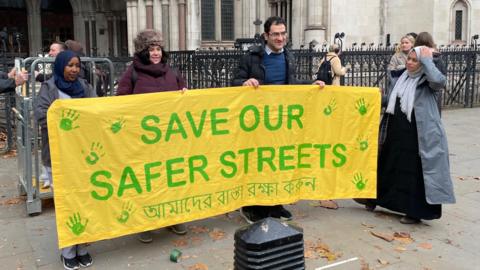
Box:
[418,242,432,249]
[190,236,203,245]
[304,239,341,261]
[394,246,407,252]
[377,258,389,265]
[188,263,208,270]
[304,249,317,259]
[361,222,375,229]
[393,232,413,244]
[360,259,370,270]
[473,177,480,180]
[172,238,188,247]
[370,231,394,242]
[189,225,210,234]
[314,240,341,261]
[456,176,466,181]
[0,197,24,206]
[208,228,226,241]
[2,150,17,159]
[393,232,410,238]
[317,200,339,209]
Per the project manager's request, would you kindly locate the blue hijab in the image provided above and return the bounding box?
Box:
[53,50,85,98]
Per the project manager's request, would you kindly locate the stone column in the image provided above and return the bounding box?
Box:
[178,0,186,50]
[170,1,179,50]
[304,0,325,44]
[112,15,118,56]
[131,0,139,55]
[106,13,114,56]
[291,0,304,48]
[90,14,98,56]
[119,13,128,56]
[153,0,162,31]
[161,0,170,50]
[137,0,146,30]
[72,11,84,43]
[126,1,132,54]
[146,0,154,29]
[84,16,91,55]
[25,0,42,55]
[186,0,201,49]
[215,0,221,41]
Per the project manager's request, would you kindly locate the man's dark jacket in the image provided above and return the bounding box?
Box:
[232,45,311,86]
[0,72,15,94]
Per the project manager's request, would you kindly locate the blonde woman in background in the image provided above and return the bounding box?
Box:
[387,35,415,72]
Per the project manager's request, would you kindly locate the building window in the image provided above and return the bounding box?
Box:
[269,0,292,34]
[455,10,462,40]
[201,0,215,40]
[221,0,234,40]
[201,0,235,42]
[452,0,468,42]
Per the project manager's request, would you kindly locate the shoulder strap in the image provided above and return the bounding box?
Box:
[326,55,336,62]
[170,67,182,87]
[130,66,137,89]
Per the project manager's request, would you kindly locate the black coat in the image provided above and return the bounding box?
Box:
[232,45,311,86]
[0,72,15,94]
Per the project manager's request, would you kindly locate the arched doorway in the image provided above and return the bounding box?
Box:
[0,1,29,54]
[41,0,73,52]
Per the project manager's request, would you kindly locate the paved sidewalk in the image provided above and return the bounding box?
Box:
[1,108,479,270]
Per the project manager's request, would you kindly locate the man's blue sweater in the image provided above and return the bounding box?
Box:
[263,52,287,85]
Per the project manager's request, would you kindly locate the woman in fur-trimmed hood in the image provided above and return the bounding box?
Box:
[115,29,188,241]
[117,29,186,95]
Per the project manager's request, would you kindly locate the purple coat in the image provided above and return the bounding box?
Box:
[117,56,186,95]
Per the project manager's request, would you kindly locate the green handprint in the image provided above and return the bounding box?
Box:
[111,118,126,134]
[117,201,136,224]
[356,136,369,151]
[66,212,89,236]
[60,109,80,131]
[352,173,368,191]
[355,98,370,116]
[83,142,105,165]
[323,98,337,116]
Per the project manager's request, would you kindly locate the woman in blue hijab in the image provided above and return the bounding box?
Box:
[53,50,85,98]
[35,50,96,269]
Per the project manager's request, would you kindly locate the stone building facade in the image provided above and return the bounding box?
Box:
[0,0,479,57]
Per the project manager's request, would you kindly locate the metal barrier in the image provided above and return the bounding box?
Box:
[13,56,114,215]
[0,92,14,154]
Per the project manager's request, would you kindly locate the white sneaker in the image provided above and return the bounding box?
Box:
[42,181,51,189]
[40,167,49,180]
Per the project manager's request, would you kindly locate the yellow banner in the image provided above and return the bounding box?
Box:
[47,85,380,248]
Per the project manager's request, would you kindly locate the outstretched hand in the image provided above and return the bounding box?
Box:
[419,46,433,59]
[243,78,260,88]
[312,80,325,89]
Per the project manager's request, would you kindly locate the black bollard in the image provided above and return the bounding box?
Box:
[234,217,305,270]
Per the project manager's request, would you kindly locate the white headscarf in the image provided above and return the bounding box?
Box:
[385,47,426,122]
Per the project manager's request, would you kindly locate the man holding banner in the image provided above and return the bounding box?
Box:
[232,16,325,224]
